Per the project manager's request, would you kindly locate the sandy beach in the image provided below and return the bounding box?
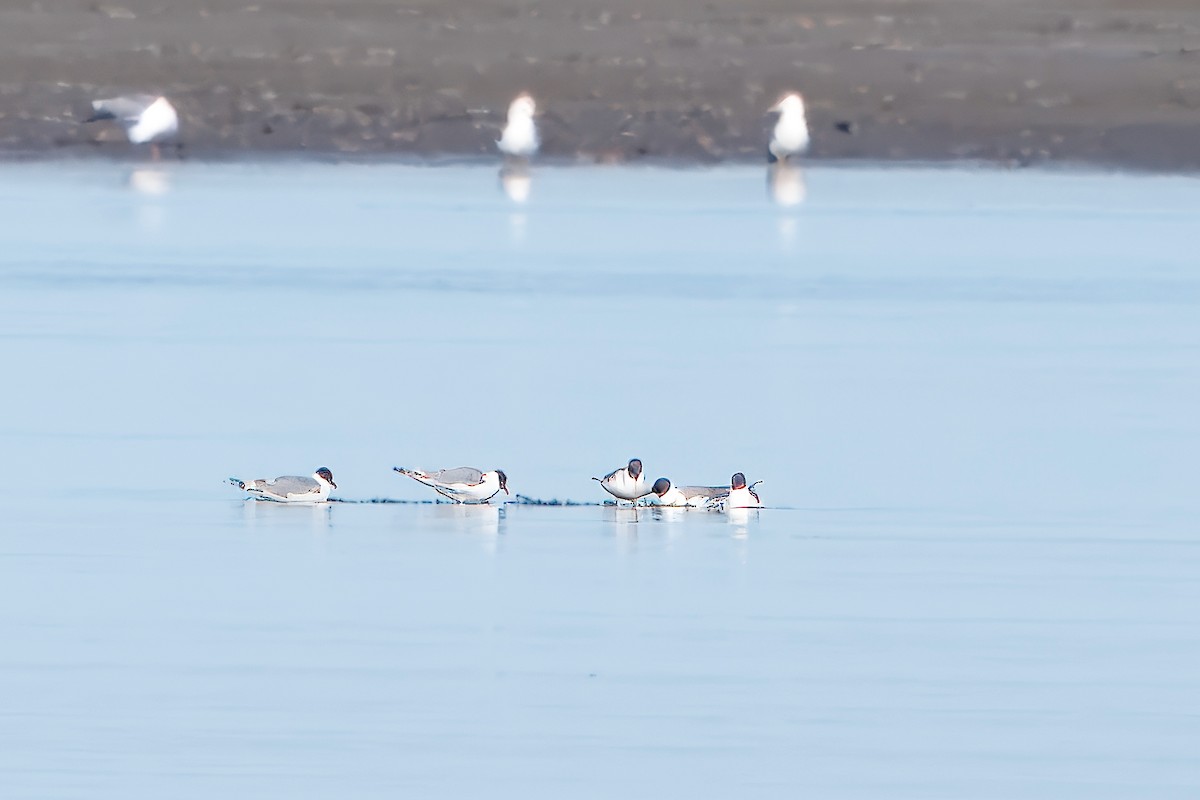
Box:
[1,0,1199,169]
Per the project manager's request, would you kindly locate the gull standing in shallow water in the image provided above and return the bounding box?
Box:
[768,93,809,162]
[725,472,764,509]
[395,467,509,504]
[84,94,179,159]
[228,468,337,503]
[497,93,539,159]
[593,458,652,504]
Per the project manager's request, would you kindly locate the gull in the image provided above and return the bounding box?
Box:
[650,478,730,508]
[768,93,809,162]
[394,466,509,504]
[725,472,764,509]
[593,458,652,504]
[650,478,685,506]
[84,94,180,159]
[497,93,539,159]
[228,467,336,503]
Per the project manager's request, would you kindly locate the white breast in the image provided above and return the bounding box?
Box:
[601,470,649,501]
[128,97,179,144]
[437,472,501,503]
[726,487,763,509]
[652,486,688,507]
[771,110,809,158]
[499,117,538,157]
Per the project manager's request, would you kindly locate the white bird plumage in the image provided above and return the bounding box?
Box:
[395,466,510,504]
[86,94,179,149]
[593,458,652,503]
[768,93,809,161]
[498,93,539,158]
[724,472,764,509]
[650,478,730,508]
[229,468,337,503]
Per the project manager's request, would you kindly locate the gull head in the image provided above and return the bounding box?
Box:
[730,472,747,490]
[627,458,643,480]
[770,93,806,116]
[315,467,337,489]
[652,478,672,497]
[508,93,537,121]
[493,469,510,495]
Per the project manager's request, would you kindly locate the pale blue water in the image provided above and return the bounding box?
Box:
[0,162,1197,797]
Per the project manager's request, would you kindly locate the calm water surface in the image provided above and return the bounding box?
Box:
[0,162,1197,797]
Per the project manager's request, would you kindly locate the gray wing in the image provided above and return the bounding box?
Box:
[255,475,320,496]
[90,94,158,121]
[426,467,484,484]
[601,466,623,481]
[679,486,729,500]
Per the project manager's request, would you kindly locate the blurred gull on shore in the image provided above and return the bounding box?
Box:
[84,94,179,159]
[497,93,539,159]
[768,93,809,162]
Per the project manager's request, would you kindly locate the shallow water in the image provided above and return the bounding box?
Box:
[0,162,1197,797]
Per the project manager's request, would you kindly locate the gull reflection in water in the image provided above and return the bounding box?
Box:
[240,496,333,531]
[500,163,532,203]
[126,166,172,232]
[607,504,643,552]
[127,166,172,196]
[428,503,503,552]
[768,161,805,207]
[649,506,688,524]
[499,163,531,244]
[768,161,806,249]
[726,507,758,539]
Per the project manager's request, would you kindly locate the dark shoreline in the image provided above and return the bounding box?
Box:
[3,0,1199,171]
[6,150,1199,180]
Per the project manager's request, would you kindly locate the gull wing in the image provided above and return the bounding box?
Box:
[678,486,729,500]
[425,467,485,485]
[88,94,158,122]
[600,465,624,481]
[252,475,320,497]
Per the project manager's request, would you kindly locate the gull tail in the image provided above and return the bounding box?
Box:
[83,107,116,124]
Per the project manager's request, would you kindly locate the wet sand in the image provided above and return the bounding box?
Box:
[2,0,1199,169]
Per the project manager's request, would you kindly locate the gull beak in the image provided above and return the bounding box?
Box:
[503,486,510,495]
[331,481,338,489]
